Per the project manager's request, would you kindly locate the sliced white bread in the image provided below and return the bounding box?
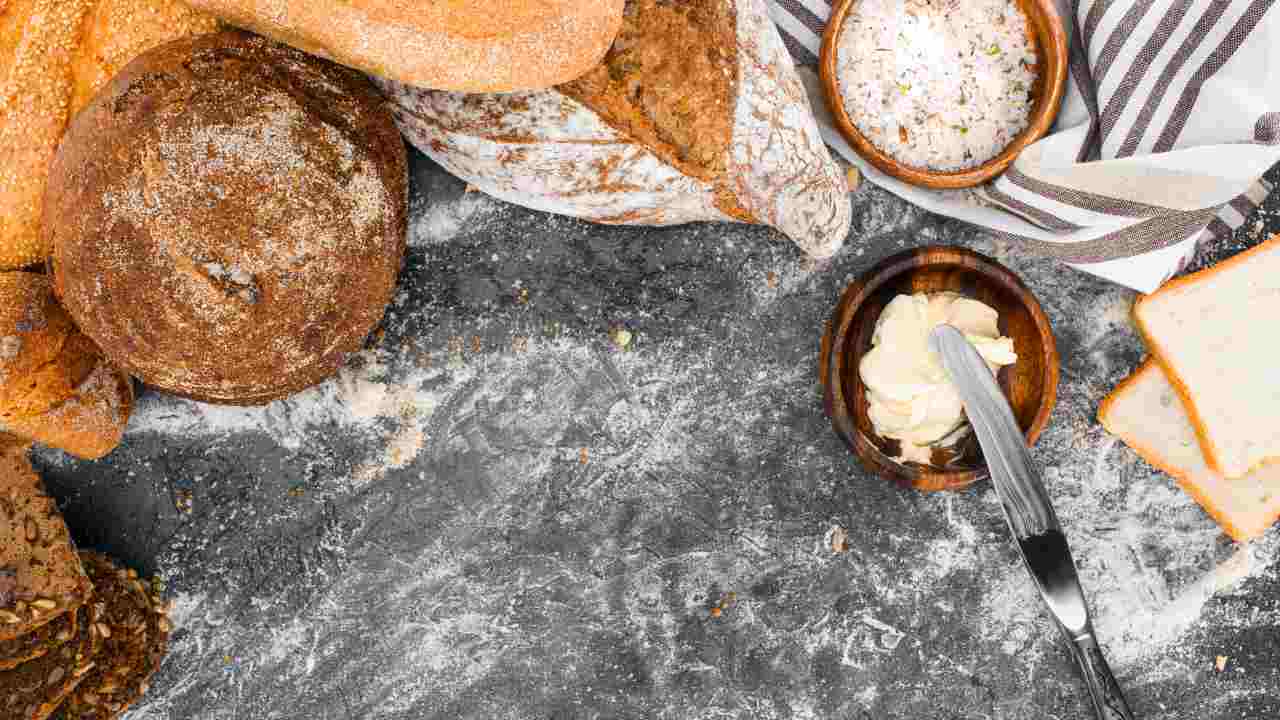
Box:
[1100,359,1280,542]
[1133,235,1280,478]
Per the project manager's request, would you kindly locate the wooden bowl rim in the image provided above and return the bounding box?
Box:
[818,0,1069,189]
[821,246,1060,491]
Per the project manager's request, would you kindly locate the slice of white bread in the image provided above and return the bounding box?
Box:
[1100,359,1280,541]
[1133,235,1280,478]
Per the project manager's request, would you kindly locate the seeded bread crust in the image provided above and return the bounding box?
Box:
[380,0,851,259]
[1133,235,1280,478]
[46,31,408,405]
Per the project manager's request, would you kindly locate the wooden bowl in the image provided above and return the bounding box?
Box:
[818,0,1068,189]
[818,246,1059,492]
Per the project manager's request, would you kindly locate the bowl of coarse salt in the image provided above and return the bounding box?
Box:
[820,0,1067,189]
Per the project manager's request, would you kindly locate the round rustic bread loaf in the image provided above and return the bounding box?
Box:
[46,31,408,405]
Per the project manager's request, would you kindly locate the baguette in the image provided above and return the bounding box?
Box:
[1133,235,1280,478]
[183,0,624,92]
[1100,360,1280,541]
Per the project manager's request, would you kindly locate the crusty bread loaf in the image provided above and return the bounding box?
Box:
[1100,360,1280,542]
[0,449,93,645]
[183,0,624,92]
[47,31,408,405]
[1133,235,1280,478]
[0,272,133,459]
[378,0,851,259]
[0,0,219,270]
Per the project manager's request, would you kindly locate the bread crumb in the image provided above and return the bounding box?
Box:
[846,166,862,192]
[1215,655,1228,672]
[829,526,850,553]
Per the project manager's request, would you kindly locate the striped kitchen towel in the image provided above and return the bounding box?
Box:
[771,0,1280,292]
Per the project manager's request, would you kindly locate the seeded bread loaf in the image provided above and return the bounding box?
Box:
[379,0,851,259]
[0,605,98,720]
[0,0,220,270]
[57,552,173,720]
[46,31,408,405]
[1133,235,1280,478]
[183,0,624,92]
[0,451,92,645]
[1100,359,1280,542]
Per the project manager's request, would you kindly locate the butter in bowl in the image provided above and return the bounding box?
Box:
[818,246,1059,492]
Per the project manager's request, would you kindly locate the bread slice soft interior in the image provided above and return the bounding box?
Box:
[1133,235,1280,478]
[1100,359,1280,542]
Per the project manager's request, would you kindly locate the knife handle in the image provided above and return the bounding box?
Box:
[1068,632,1136,720]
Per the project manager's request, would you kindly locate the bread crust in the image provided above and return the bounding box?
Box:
[0,0,219,270]
[183,0,625,92]
[1133,235,1280,479]
[1099,359,1278,541]
[46,31,408,405]
[379,0,851,259]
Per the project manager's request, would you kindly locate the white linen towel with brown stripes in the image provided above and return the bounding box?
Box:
[770,0,1280,291]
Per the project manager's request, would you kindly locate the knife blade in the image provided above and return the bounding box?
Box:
[929,324,1136,720]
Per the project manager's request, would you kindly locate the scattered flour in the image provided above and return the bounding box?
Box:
[407,191,499,247]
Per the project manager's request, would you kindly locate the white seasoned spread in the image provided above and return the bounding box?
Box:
[859,291,1017,463]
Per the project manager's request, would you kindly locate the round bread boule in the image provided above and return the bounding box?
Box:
[45,30,408,405]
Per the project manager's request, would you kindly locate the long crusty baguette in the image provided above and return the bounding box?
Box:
[183,0,624,92]
[0,0,219,270]
[1100,359,1280,542]
[378,0,852,260]
[1133,235,1280,479]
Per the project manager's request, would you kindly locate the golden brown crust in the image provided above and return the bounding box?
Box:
[47,30,408,405]
[1098,359,1272,542]
[184,0,625,92]
[560,0,738,181]
[2,361,133,461]
[0,0,219,270]
[1133,235,1280,478]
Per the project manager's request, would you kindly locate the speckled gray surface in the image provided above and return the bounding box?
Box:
[32,152,1280,720]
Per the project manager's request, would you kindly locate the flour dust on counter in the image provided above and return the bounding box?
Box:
[30,150,1280,720]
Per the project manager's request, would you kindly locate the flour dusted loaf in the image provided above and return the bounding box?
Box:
[46,31,408,405]
[0,273,132,460]
[0,0,220,270]
[379,0,852,259]
[183,0,624,92]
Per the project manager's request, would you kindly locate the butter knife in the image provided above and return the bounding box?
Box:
[929,325,1136,720]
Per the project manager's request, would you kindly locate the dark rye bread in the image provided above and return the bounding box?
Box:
[46,31,408,405]
[379,0,851,258]
[56,552,173,720]
[0,609,77,671]
[0,450,92,644]
[0,605,99,720]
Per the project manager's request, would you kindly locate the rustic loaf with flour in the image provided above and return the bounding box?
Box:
[0,0,220,270]
[46,31,408,406]
[0,273,133,460]
[183,0,624,92]
[378,0,852,259]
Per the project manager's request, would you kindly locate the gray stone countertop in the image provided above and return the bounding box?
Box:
[35,151,1280,720]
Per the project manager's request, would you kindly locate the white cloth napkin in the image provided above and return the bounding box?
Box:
[769,0,1280,292]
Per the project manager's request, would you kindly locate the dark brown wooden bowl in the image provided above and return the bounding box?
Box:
[818,246,1059,492]
[818,0,1068,189]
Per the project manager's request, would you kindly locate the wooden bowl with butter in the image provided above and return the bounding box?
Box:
[819,246,1058,491]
